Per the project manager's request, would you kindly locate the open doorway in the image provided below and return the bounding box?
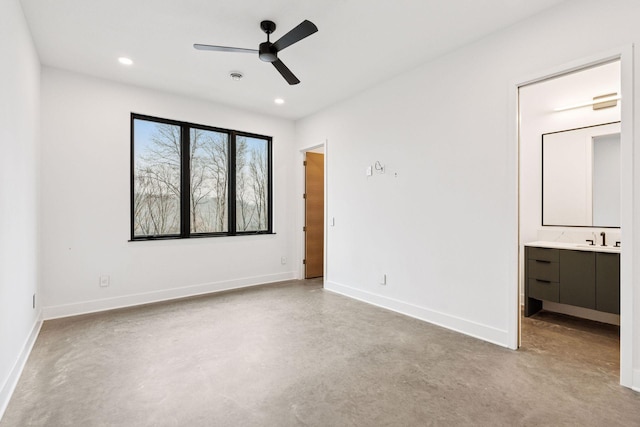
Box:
[304,148,324,279]
[516,54,634,387]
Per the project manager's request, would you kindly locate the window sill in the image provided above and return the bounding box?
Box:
[129,232,276,242]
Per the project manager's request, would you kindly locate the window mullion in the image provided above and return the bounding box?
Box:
[180,125,191,237]
[228,132,237,235]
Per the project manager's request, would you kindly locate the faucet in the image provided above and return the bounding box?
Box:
[600,231,606,246]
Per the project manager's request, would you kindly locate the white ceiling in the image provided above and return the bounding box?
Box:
[20,0,568,120]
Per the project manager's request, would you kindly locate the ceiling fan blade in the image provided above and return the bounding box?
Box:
[193,44,258,54]
[272,20,318,52]
[272,59,300,85]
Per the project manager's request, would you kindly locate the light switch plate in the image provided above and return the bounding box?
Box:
[99,275,110,287]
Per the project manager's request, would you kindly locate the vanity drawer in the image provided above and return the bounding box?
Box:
[528,279,560,302]
[527,247,559,262]
[527,259,560,282]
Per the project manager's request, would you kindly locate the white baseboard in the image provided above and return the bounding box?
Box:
[633,369,640,393]
[0,314,42,421]
[325,280,510,348]
[42,271,297,320]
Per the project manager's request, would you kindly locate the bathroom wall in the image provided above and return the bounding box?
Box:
[0,0,41,416]
[520,61,621,247]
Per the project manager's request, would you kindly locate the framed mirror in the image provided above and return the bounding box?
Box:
[542,121,620,227]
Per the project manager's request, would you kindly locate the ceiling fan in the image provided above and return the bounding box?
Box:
[194,20,318,85]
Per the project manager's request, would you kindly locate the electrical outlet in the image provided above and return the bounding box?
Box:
[281,257,287,265]
[99,275,110,287]
[380,274,387,285]
[32,293,36,309]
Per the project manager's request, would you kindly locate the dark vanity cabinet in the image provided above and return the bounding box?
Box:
[559,250,595,310]
[596,252,620,314]
[525,246,620,317]
[525,247,559,317]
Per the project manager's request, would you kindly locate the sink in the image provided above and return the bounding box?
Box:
[525,241,621,252]
[576,244,620,251]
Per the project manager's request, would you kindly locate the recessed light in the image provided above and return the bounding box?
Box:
[274,98,285,105]
[230,71,243,81]
[118,57,133,66]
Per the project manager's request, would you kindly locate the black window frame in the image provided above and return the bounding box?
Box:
[130,113,273,241]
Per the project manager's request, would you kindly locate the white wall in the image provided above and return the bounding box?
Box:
[295,0,640,389]
[40,68,297,318]
[0,0,41,417]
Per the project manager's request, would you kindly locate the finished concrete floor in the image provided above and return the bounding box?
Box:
[1,279,639,426]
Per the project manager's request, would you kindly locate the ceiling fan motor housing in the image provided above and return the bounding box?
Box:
[259,42,277,62]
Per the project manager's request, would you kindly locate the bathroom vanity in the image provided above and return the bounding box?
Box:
[524,241,620,317]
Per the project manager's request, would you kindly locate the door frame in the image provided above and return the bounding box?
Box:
[298,141,328,283]
[510,45,635,388]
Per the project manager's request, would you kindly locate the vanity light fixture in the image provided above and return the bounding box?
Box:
[554,92,620,112]
[118,57,133,66]
[592,93,619,110]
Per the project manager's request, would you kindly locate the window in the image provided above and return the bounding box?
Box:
[131,114,272,240]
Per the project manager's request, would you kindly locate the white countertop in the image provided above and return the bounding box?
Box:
[525,241,621,253]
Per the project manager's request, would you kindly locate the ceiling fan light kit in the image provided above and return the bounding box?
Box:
[194,19,318,85]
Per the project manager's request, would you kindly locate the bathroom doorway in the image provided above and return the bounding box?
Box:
[515,49,634,388]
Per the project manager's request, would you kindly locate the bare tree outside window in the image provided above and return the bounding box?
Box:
[190,128,229,233]
[133,120,181,237]
[236,136,269,232]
